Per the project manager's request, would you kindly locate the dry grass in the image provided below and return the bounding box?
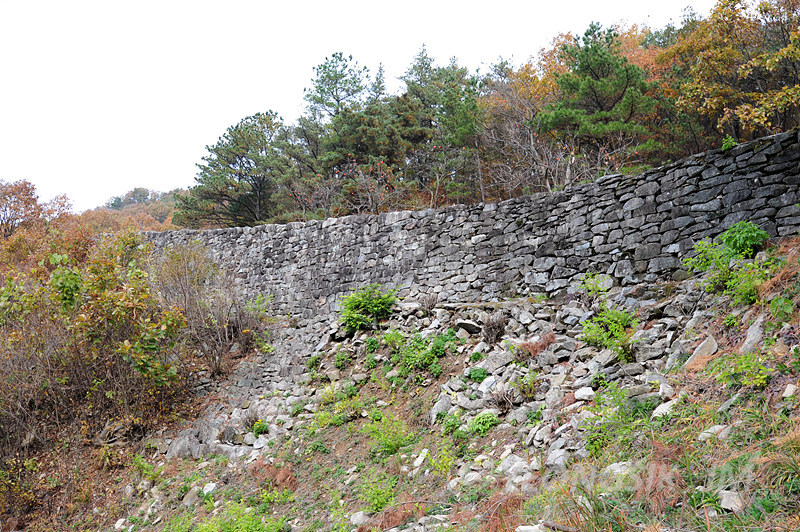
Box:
[483,311,507,344]
[418,293,439,315]
[361,499,428,532]
[759,237,800,300]
[633,441,687,513]
[481,492,525,532]
[246,458,298,492]
[516,331,556,362]
[757,427,800,490]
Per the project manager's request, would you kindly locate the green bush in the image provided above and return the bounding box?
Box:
[716,352,772,388]
[684,232,774,305]
[467,367,489,383]
[770,296,795,323]
[333,349,351,370]
[339,284,397,332]
[382,329,405,351]
[365,337,380,353]
[358,470,398,513]
[361,413,415,456]
[726,261,771,305]
[682,238,735,292]
[441,412,463,434]
[195,501,286,532]
[253,419,269,437]
[581,382,660,457]
[0,231,191,456]
[468,411,501,436]
[515,371,539,399]
[722,313,739,329]
[721,134,738,152]
[719,221,770,258]
[579,272,612,301]
[580,303,638,362]
[387,329,457,379]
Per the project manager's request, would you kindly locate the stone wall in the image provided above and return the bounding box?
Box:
[146,131,800,318]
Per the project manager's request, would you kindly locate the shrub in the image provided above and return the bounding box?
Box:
[362,414,415,456]
[195,501,286,532]
[684,233,774,304]
[428,442,456,478]
[468,367,489,383]
[365,337,380,353]
[719,221,770,258]
[334,349,352,370]
[722,313,739,329]
[441,412,463,434]
[358,469,398,513]
[0,231,190,456]
[392,329,457,379]
[468,412,501,436]
[339,283,397,332]
[716,352,772,388]
[721,134,737,152]
[581,382,660,457]
[365,351,377,369]
[253,419,269,437]
[149,239,269,374]
[682,238,735,292]
[726,260,771,305]
[382,329,405,351]
[770,296,795,323]
[483,311,506,343]
[580,303,638,362]
[579,272,612,302]
[515,370,540,399]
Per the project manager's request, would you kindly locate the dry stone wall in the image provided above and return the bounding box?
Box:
[147,131,800,318]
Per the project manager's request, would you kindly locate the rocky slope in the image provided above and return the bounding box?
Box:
[96,239,800,532]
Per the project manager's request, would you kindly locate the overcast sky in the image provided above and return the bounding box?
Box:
[0,0,718,212]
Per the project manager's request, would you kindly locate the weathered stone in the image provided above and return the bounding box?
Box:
[652,397,680,419]
[740,314,765,354]
[699,425,731,442]
[166,434,203,459]
[574,387,595,401]
[719,490,745,513]
[479,350,514,374]
[545,449,569,474]
[456,320,481,334]
[683,336,718,369]
[430,395,452,424]
[350,511,371,526]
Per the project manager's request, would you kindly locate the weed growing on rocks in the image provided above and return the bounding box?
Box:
[468,412,501,437]
[580,304,639,362]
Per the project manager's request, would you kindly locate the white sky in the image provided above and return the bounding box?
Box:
[0,0,718,212]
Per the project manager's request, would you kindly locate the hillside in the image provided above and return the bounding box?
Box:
[6,230,798,532]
